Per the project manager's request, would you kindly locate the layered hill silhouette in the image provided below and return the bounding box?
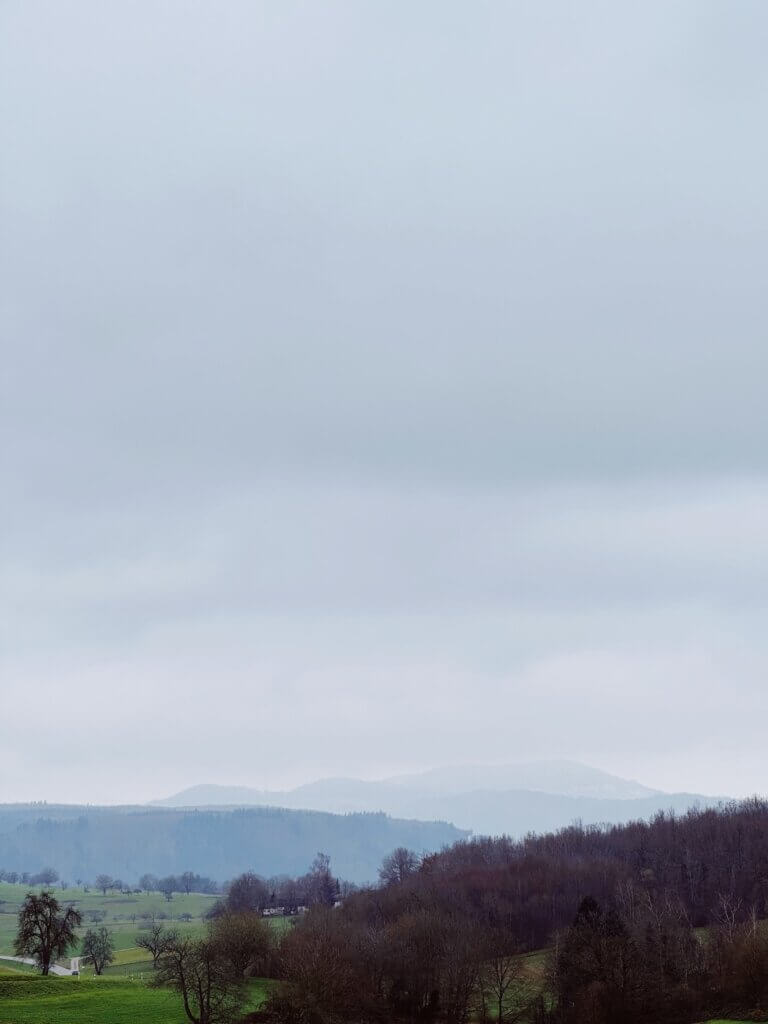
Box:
[0,764,722,888]
[152,760,720,837]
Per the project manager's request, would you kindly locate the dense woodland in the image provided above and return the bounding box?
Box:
[266,799,768,1024]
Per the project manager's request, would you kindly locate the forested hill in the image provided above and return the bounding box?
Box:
[278,799,768,1024]
[0,804,466,884]
[394,797,768,945]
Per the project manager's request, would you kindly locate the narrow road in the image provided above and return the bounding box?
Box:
[0,954,75,976]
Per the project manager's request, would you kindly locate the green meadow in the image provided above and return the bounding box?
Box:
[0,973,274,1024]
[0,883,284,1021]
[0,881,218,966]
[0,975,186,1023]
[0,881,292,974]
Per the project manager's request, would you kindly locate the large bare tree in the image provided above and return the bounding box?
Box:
[136,920,178,968]
[378,847,420,886]
[154,935,246,1024]
[81,926,115,975]
[14,891,82,975]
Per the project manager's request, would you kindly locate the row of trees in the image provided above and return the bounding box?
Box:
[2,866,192,895]
[135,854,346,910]
[211,852,343,916]
[4,856,344,909]
[137,872,220,896]
[0,866,60,887]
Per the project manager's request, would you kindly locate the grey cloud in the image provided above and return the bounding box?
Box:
[3,1,768,504]
[1,1,767,804]
[4,480,767,658]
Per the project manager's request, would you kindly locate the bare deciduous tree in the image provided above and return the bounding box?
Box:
[81,925,115,975]
[14,891,82,975]
[477,952,531,1024]
[154,935,246,1024]
[208,910,271,979]
[378,847,420,886]
[95,874,113,895]
[137,921,179,968]
[224,871,268,914]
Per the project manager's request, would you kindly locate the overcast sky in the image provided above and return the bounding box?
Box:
[1,1,767,804]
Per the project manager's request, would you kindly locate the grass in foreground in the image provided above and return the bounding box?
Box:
[0,975,186,1024]
[0,973,274,1024]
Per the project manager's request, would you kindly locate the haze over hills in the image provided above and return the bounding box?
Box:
[0,803,465,885]
[0,761,718,889]
[0,764,722,886]
[152,761,721,837]
[379,761,659,798]
[153,760,659,806]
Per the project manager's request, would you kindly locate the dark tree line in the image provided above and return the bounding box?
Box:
[211,854,344,918]
[2,857,344,911]
[137,872,220,898]
[408,797,768,944]
[550,888,768,1023]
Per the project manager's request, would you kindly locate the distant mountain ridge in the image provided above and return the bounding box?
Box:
[383,761,660,799]
[152,761,720,837]
[153,760,659,808]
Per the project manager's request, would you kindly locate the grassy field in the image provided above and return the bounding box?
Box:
[0,881,218,957]
[0,881,280,1021]
[0,973,273,1024]
[0,880,293,977]
[0,975,185,1023]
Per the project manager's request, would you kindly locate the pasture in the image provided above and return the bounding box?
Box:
[0,881,282,1022]
[0,880,292,974]
[0,974,184,1023]
[0,881,216,963]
